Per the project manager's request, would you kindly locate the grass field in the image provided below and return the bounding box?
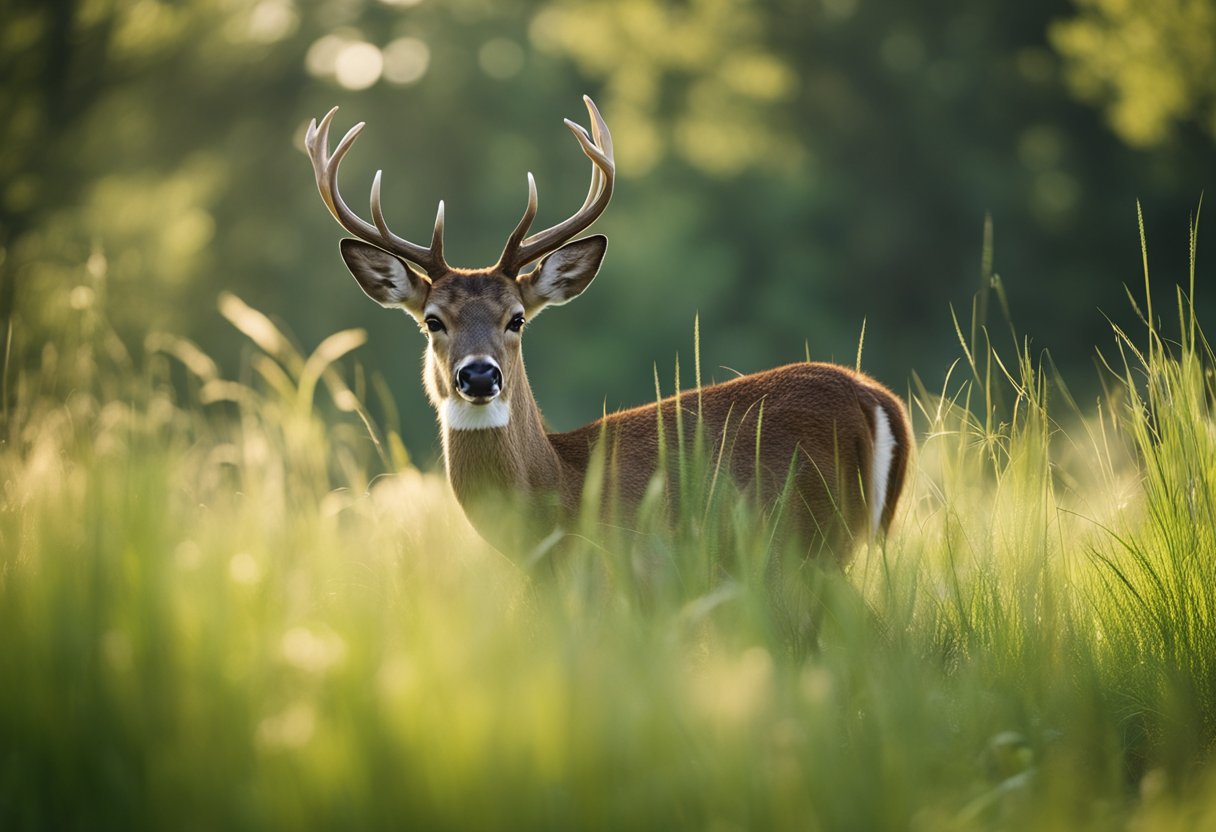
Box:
[2,230,1215,830]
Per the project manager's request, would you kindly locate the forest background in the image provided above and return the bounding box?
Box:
[4,0,1214,460]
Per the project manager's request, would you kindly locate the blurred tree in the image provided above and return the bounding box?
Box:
[532,0,1214,407]
[0,0,115,324]
[530,0,803,175]
[1052,0,1216,147]
[2,0,312,356]
[2,0,1212,463]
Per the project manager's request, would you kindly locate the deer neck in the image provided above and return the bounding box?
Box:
[437,359,565,540]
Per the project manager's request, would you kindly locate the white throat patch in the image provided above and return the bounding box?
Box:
[442,397,511,431]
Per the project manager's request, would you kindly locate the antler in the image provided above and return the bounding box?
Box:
[305,107,448,277]
[497,95,615,276]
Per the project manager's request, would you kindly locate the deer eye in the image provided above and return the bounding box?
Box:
[424,316,446,333]
[506,313,525,333]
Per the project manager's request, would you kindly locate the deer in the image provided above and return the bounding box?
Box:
[304,96,911,578]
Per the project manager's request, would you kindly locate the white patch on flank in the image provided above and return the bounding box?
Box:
[869,404,897,536]
[442,397,510,431]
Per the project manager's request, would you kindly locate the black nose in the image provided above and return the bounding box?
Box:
[455,360,502,399]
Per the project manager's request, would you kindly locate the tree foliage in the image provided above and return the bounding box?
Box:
[2,0,1212,461]
[1052,0,1216,147]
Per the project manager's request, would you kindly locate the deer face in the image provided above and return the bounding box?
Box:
[307,96,613,429]
[340,235,607,429]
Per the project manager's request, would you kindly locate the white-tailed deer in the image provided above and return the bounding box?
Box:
[304,96,910,565]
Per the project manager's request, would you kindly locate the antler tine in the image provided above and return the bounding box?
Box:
[579,96,614,214]
[575,158,605,217]
[497,96,615,274]
[307,107,447,276]
[586,94,613,159]
[306,107,336,160]
[306,108,347,220]
[567,120,604,215]
[498,172,539,270]
[370,169,391,241]
[430,201,445,267]
[367,167,447,274]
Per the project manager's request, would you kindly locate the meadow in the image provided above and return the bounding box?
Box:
[2,224,1215,831]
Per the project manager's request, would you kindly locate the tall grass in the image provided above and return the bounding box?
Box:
[2,223,1215,830]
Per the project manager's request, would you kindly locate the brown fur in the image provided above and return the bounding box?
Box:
[332,259,912,564]
[444,352,911,563]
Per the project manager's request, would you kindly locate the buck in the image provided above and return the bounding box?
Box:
[304,97,910,566]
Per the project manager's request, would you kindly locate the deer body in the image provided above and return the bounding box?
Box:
[442,358,908,559]
[305,97,911,565]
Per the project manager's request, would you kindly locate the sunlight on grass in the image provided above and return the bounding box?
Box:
[2,219,1215,829]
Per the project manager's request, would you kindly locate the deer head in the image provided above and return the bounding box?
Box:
[304,97,614,429]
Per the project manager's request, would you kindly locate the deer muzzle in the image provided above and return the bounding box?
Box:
[454,357,503,402]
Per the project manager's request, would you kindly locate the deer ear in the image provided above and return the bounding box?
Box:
[340,239,430,314]
[518,235,607,313]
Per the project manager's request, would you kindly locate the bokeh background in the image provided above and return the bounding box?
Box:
[5,0,1214,463]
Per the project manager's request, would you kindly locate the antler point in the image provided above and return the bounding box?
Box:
[317,107,339,135]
